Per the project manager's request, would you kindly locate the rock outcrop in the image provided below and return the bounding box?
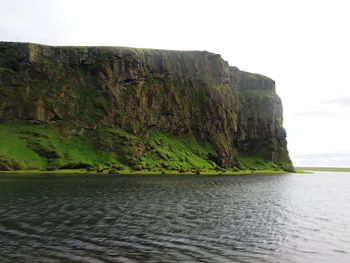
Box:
[0,42,293,171]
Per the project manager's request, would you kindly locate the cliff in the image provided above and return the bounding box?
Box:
[0,42,293,172]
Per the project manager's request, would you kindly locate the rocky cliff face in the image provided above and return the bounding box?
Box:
[0,42,292,171]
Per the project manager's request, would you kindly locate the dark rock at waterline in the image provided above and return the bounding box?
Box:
[108,169,119,174]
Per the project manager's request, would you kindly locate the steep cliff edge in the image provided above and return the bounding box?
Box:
[0,42,293,172]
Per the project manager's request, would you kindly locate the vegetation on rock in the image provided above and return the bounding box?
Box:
[0,42,293,172]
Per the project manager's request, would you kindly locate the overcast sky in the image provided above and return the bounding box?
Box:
[1,0,349,167]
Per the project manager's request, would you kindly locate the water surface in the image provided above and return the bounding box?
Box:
[0,172,349,262]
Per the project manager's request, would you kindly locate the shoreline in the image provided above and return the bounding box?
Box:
[0,169,293,176]
[296,167,350,172]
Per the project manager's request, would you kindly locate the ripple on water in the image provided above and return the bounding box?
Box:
[0,173,350,262]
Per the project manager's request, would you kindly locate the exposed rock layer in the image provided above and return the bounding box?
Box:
[0,42,292,171]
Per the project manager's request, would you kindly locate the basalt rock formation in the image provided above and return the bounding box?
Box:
[0,42,293,172]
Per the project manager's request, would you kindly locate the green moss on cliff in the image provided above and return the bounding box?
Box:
[139,132,216,170]
[0,42,293,172]
[0,123,219,172]
[0,124,46,169]
[0,123,118,170]
[237,155,279,170]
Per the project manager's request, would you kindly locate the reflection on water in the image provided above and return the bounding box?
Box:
[0,172,349,262]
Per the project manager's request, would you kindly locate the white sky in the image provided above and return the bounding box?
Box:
[1,0,350,167]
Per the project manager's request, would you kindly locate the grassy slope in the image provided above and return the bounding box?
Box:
[0,123,119,170]
[138,132,216,170]
[236,155,282,171]
[0,122,289,173]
